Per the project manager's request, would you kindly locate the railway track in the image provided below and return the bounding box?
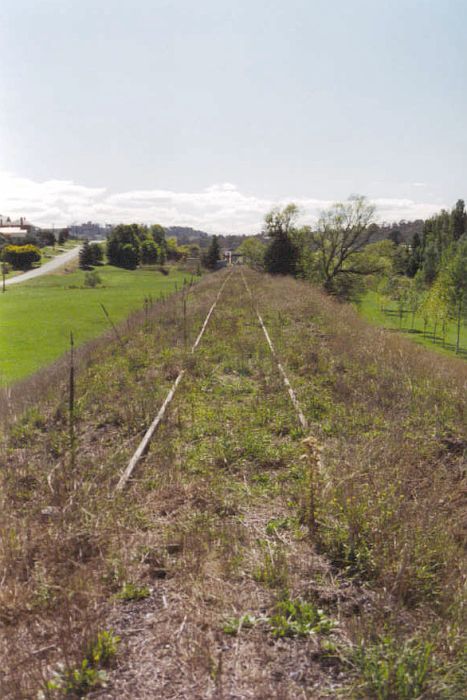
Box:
[115,267,309,492]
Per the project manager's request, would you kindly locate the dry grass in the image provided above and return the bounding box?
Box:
[0,269,465,699]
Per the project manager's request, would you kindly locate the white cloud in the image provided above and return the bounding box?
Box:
[0,171,446,233]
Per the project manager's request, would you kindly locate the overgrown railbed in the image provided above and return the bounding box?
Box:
[0,270,465,699]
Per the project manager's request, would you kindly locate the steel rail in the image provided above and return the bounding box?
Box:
[240,269,308,431]
[114,270,234,492]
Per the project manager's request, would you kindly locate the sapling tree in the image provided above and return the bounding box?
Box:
[445,237,467,353]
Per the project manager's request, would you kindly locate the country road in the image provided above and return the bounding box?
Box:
[4,244,82,287]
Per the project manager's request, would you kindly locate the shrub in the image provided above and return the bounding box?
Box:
[1,244,41,270]
[116,581,151,601]
[352,636,433,699]
[84,271,102,288]
[41,630,120,697]
[270,597,335,638]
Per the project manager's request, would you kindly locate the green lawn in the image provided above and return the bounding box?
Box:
[40,239,81,260]
[358,290,466,359]
[0,265,190,384]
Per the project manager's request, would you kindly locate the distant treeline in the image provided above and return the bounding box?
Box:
[235,197,467,353]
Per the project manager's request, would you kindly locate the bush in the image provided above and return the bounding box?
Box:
[84,271,102,288]
[1,244,41,270]
[352,636,433,699]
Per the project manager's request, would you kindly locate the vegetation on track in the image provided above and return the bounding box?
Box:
[0,270,465,699]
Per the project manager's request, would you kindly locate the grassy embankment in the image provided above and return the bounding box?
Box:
[358,289,466,358]
[0,270,465,699]
[0,265,190,384]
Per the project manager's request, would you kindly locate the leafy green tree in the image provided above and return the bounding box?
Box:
[421,241,439,285]
[406,277,424,330]
[445,237,467,353]
[311,195,377,296]
[205,235,221,270]
[407,232,423,277]
[89,242,104,266]
[106,224,141,268]
[237,237,266,269]
[120,243,140,270]
[263,204,300,275]
[166,237,184,261]
[148,224,168,263]
[423,276,450,342]
[386,275,411,328]
[37,230,56,247]
[140,239,159,264]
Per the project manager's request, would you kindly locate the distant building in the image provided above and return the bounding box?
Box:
[0,216,35,242]
[223,250,243,265]
[69,222,113,240]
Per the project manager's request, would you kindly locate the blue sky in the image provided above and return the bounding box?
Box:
[0,0,466,232]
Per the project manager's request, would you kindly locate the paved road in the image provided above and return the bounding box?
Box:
[4,245,82,287]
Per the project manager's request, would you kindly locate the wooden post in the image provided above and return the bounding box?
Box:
[301,437,322,536]
[2,263,8,292]
[100,303,125,349]
[69,332,76,471]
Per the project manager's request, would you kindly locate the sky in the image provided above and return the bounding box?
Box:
[0,0,466,234]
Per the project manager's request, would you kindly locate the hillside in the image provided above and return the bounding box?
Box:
[0,270,465,699]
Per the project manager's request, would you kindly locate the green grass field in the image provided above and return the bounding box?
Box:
[40,239,81,260]
[358,290,466,358]
[0,265,190,384]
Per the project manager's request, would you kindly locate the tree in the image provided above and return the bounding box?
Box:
[89,242,104,266]
[37,230,56,247]
[237,237,266,269]
[407,232,423,277]
[166,237,184,261]
[263,204,300,275]
[79,240,93,269]
[120,243,140,270]
[311,195,377,295]
[1,244,41,270]
[106,224,141,268]
[140,238,159,265]
[205,235,221,270]
[423,276,450,342]
[150,224,168,261]
[451,199,466,242]
[421,241,439,285]
[58,229,69,245]
[445,237,467,353]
